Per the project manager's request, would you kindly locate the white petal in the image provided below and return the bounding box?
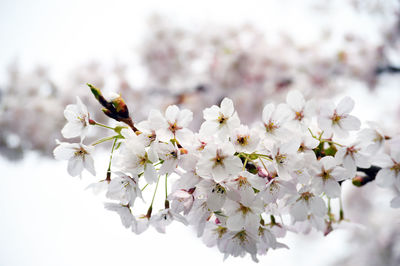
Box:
[375,168,395,188]
[61,122,84,138]
[67,156,84,177]
[83,155,96,176]
[226,213,245,231]
[262,103,275,122]
[340,115,361,131]
[324,179,341,198]
[212,165,228,183]
[290,200,308,221]
[336,96,354,115]
[286,90,305,111]
[390,196,400,208]
[177,109,193,127]
[144,163,157,184]
[309,197,327,217]
[203,105,220,120]
[320,156,337,170]
[373,154,393,168]
[220,98,234,117]
[165,105,179,122]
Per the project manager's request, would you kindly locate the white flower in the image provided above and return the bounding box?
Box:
[196,141,242,183]
[311,156,347,198]
[335,143,370,177]
[113,129,158,184]
[231,125,260,153]
[156,105,194,143]
[289,186,327,222]
[269,140,300,179]
[318,96,361,138]
[150,208,188,233]
[106,172,142,206]
[199,98,240,139]
[357,121,388,154]
[53,140,95,177]
[168,188,195,215]
[61,96,90,139]
[157,142,182,175]
[104,203,134,229]
[225,196,263,232]
[374,150,400,188]
[225,171,266,203]
[284,90,316,130]
[219,229,259,262]
[260,103,290,140]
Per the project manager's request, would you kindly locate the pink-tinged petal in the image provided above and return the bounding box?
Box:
[262,103,275,123]
[177,108,193,127]
[340,115,361,131]
[373,154,393,168]
[309,197,327,217]
[336,96,355,115]
[220,98,235,117]
[320,156,337,170]
[165,105,179,122]
[390,196,400,208]
[67,156,84,177]
[226,212,245,231]
[290,200,308,221]
[324,179,341,198]
[83,155,96,176]
[61,122,83,138]
[286,90,305,112]
[376,168,396,188]
[144,163,157,184]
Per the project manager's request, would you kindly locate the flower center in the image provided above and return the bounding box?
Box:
[295,111,304,121]
[331,112,342,124]
[169,121,182,134]
[299,191,314,201]
[237,135,249,146]
[264,121,278,133]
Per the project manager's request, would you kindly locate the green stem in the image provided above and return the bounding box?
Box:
[339,197,344,221]
[242,156,249,171]
[91,135,118,146]
[141,183,149,191]
[93,121,115,130]
[105,138,118,181]
[150,175,161,207]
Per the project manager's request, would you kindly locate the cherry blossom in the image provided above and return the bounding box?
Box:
[61,96,90,140]
[53,140,95,177]
[318,96,361,138]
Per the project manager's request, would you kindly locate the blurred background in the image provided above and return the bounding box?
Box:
[1,0,400,265]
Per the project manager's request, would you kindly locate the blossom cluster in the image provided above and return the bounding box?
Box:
[54,85,400,262]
